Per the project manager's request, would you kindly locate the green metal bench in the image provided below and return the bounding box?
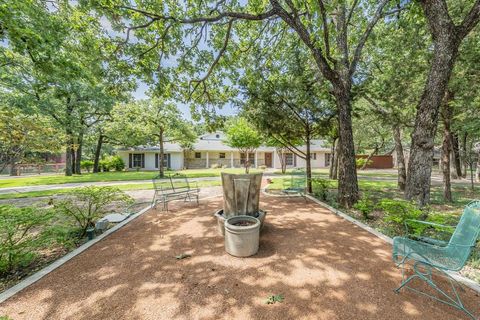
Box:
[152,173,199,211]
[282,168,307,201]
[392,200,480,319]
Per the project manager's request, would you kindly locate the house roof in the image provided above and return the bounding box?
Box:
[117,132,330,153]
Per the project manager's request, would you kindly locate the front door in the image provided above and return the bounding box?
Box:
[265,152,272,167]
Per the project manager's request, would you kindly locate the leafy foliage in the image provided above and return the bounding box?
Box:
[266,294,284,304]
[312,178,331,202]
[0,205,54,274]
[224,117,261,173]
[80,160,94,173]
[99,155,125,172]
[377,199,423,234]
[54,187,133,236]
[353,196,375,220]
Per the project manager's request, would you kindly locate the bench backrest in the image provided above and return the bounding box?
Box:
[152,173,192,193]
[169,173,190,192]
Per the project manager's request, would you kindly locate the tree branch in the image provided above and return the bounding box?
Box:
[349,0,389,76]
[456,0,480,39]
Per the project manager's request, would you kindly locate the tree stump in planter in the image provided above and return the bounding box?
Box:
[214,172,265,236]
[221,172,262,218]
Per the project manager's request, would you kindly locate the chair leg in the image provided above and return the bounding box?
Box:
[395,261,476,319]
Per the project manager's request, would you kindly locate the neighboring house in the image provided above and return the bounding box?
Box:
[117,132,331,171]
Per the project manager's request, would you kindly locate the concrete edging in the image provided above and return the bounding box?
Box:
[0,204,153,304]
[305,194,480,295]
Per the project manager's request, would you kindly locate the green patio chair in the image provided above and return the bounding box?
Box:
[282,168,307,201]
[392,200,480,319]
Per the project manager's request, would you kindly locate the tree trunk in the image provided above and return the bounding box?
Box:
[405,0,480,205]
[70,146,76,174]
[93,134,103,173]
[159,128,165,178]
[441,91,453,202]
[276,147,287,174]
[332,140,339,180]
[65,144,73,176]
[334,90,359,208]
[393,125,406,191]
[9,157,18,176]
[476,152,480,183]
[245,151,249,174]
[65,131,73,176]
[329,138,337,179]
[360,147,378,170]
[75,132,83,175]
[405,37,459,205]
[462,132,468,178]
[305,135,312,193]
[451,133,462,178]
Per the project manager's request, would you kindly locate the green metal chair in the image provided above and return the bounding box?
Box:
[282,168,307,201]
[392,200,480,319]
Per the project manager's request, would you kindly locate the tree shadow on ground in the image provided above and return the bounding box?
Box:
[0,196,479,320]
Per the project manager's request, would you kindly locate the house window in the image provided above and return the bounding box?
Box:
[219,152,226,159]
[155,153,169,168]
[195,152,201,159]
[310,153,317,160]
[129,153,145,168]
[285,153,294,166]
[240,153,255,165]
[325,153,331,166]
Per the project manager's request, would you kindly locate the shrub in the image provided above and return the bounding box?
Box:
[356,158,373,168]
[0,205,54,274]
[211,163,220,169]
[312,178,330,201]
[258,165,267,170]
[80,160,94,173]
[377,199,423,234]
[54,186,133,236]
[353,196,375,219]
[100,155,125,172]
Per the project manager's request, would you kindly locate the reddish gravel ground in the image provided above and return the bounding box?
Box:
[0,195,479,320]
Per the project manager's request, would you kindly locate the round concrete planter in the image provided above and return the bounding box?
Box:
[224,215,260,257]
[214,209,266,236]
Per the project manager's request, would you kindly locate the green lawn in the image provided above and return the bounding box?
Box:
[0,179,222,200]
[273,168,399,178]
[0,168,261,188]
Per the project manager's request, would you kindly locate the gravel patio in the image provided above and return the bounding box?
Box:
[0,195,478,320]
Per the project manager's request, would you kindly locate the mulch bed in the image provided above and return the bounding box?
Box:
[0,196,479,320]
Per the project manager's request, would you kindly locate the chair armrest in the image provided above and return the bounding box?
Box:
[403,219,455,237]
[405,219,455,229]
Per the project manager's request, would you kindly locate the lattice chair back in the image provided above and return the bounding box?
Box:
[446,201,480,265]
[291,168,306,191]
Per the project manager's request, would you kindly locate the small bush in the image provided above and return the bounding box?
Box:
[54,186,133,236]
[377,199,423,234]
[100,155,125,172]
[211,163,220,169]
[312,178,330,201]
[80,160,94,173]
[353,196,375,219]
[356,158,373,168]
[0,205,54,274]
[258,165,267,170]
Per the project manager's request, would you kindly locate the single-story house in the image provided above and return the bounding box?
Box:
[117,132,331,171]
